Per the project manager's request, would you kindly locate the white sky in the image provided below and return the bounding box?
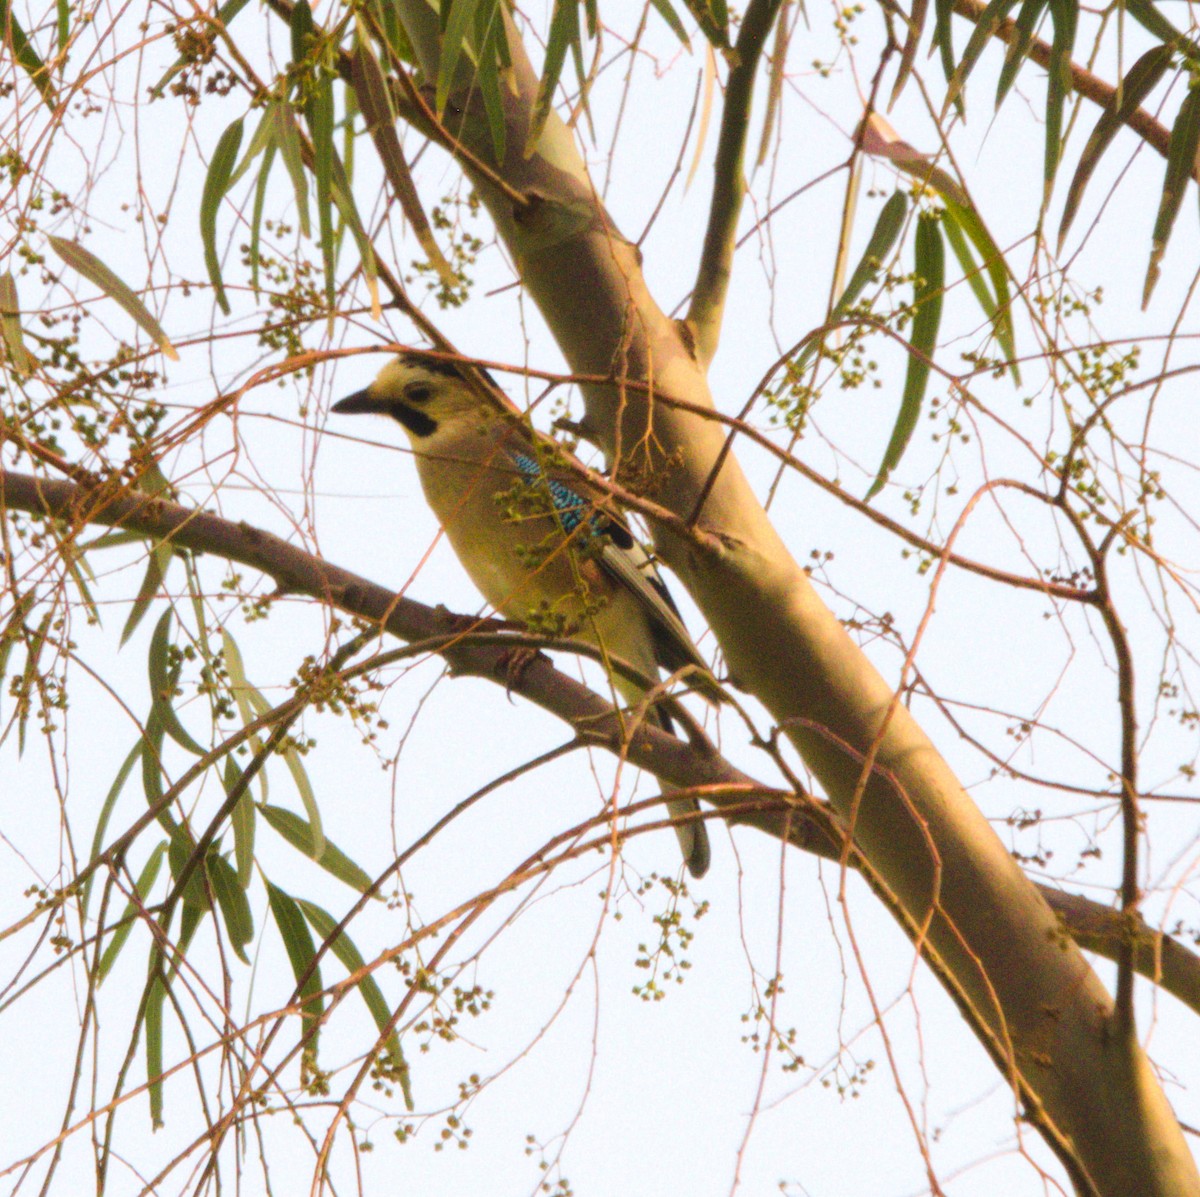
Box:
[2,2,1200,1194]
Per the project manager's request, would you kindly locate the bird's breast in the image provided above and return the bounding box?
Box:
[413,438,612,636]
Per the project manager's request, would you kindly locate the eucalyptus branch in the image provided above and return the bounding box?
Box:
[1091,523,1142,1032]
[951,0,1197,183]
[0,469,742,796]
[4,469,1195,1013]
[686,0,786,365]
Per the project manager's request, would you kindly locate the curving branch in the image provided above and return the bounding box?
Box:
[951,0,1197,183]
[3,467,1198,1018]
[686,0,785,365]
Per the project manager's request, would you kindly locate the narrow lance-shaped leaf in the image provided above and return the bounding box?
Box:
[140,708,177,834]
[526,0,578,155]
[567,2,593,140]
[290,0,314,69]
[891,0,928,108]
[942,0,1022,116]
[371,0,415,61]
[200,117,245,316]
[206,851,254,964]
[1143,84,1200,309]
[1123,0,1182,45]
[475,4,508,164]
[1043,0,1077,199]
[267,883,324,1057]
[145,974,166,1128]
[221,630,270,804]
[250,690,325,856]
[1058,43,1172,252]
[260,804,374,894]
[1060,44,1171,253]
[226,757,256,889]
[82,741,142,914]
[98,842,167,983]
[994,0,1047,110]
[222,644,325,859]
[289,0,333,306]
[120,541,172,647]
[329,153,382,320]
[686,42,717,192]
[337,67,358,261]
[309,71,336,312]
[298,899,413,1110]
[349,32,454,295]
[931,0,962,116]
[940,211,992,339]
[249,139,277,293]
[828,158,862,340]
[867,211,944,499]
[437,0,486,116]
[649,0,690,46]
[143,904,198,1128]
[757,0,789,168]
[48,237,179,360]
[0,0,57,109]
[942,198,1018,378]
[794,191,907,375]
[274,102,311,239]
[148,608,206,756]
[0,592,36,721]
[56,0,69,59]
[0,271,34,374]
[226,105,276,191]
[859,112,1017,376]
[59,538,100,625]
[167,829,212,914]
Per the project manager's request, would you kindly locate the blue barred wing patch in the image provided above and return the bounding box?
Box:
[511,450,590,535]
[508,447,637,551]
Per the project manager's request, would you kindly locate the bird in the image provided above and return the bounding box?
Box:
[332,351,718,877]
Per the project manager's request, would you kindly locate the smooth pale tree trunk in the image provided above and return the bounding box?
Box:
[388,5,1199,1192]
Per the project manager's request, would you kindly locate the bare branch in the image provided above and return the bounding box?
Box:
[686,0,785,365]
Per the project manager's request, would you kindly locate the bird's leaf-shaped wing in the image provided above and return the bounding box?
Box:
[506,442,721,705]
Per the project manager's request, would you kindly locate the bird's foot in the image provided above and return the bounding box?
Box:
[495,645,543,698]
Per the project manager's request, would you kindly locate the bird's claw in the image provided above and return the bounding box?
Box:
[496,645,542,698]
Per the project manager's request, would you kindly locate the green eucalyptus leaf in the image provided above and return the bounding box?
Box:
[1144,83,1200,308]
[148,608,206,757]
[48,237,178,359]
[868,211,944,499]
[227,757,256,889]
[199,117,245,316]
[120,543,172,647]
[207,851,253,963]
[943,0,1021,117]
[0,0,56,109]
[267,883,324,1056]
[1058,43,1172,252]
[145,974,166,1127]
[260,804,373,894]
[298,899,413,1110]
[994,0,1047,109]
[1043,0,1077,198]
[98,842,167,983]
[0,271,34,373]
[526,0,578,155]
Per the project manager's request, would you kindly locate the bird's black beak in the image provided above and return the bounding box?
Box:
[332,388,387,415]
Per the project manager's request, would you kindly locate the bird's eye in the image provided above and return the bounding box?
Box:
[404,383,433,404]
